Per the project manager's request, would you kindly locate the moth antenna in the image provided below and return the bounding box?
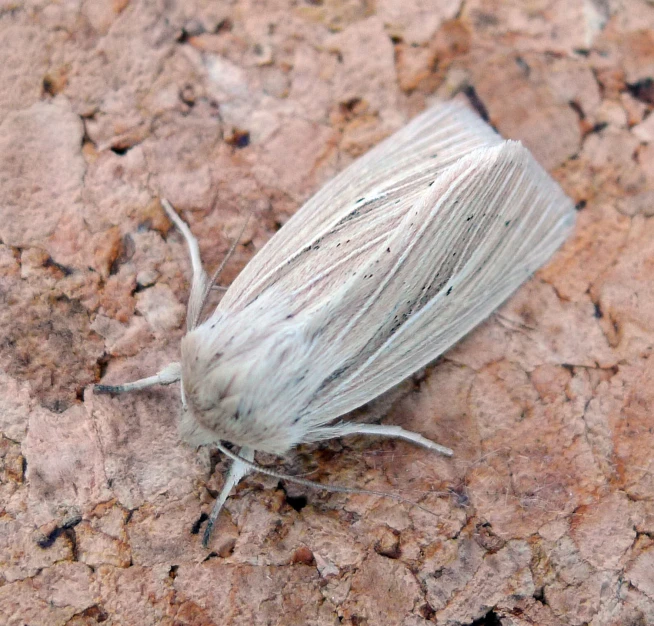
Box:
[94,362,182,394]
[195,209,253,324]
[161,199,209,331]
[211,442,440,528]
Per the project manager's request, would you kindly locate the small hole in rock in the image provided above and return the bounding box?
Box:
[468,610,502,626]
[191,512,209,535]
[285,494,308,512]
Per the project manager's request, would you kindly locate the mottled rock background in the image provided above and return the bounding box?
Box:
[1,1,653,625]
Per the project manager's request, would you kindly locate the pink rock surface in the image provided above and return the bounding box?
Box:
[1,1,653,624]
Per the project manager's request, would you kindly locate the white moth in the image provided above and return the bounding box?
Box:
[96,101,575,545]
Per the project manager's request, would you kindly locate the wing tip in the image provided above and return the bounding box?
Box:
[480,140,576,213]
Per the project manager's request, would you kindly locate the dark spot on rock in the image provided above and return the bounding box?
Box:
[0,285,103,412]
[628,77,654,105]
[285,493,308,512]
[37,526,63,549]
[191,512,209,535]
[469,610,503,626]
[291,545,315,565]
[110,145,130,156]
[42,75,56,96]
[226,129,250,148]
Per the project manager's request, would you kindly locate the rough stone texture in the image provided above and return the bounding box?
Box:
[0,1,653,624]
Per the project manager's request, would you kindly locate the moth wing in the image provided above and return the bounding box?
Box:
[299,141,575,424]
[216,102,504,315]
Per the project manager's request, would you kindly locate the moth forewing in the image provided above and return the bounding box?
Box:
[94,101,575,546]
[215,102,505,314]
[300,141,575,421]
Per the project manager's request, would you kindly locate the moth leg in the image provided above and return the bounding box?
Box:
[94,362,181,394]
[203,446,254,547]
[314,423,453,457]
[495,312,536,333]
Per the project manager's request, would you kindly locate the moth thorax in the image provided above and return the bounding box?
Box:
[178,323,305,454]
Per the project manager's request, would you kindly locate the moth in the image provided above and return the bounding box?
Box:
[96,101,575,545]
